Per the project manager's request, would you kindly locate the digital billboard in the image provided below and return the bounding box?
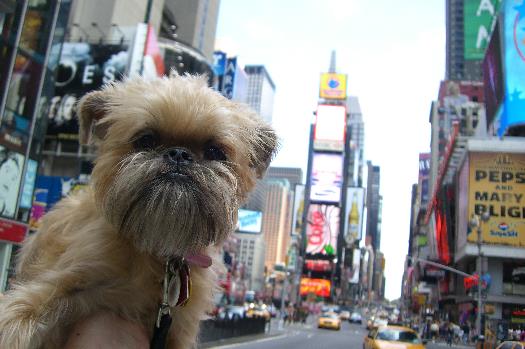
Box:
[306,204,339,255]
[343,187,365,246]
[310,153,343,203]
[291,185,305,236]
[464,0,500,60]
[467,152,525,246]
[319,73,347,100]
[419,153,431,207]
[482,19,504,126]
[0,145,25,219]
[499,0,525,135]
[314,104,346,152]
[237,209,262,233]
[300,278,331,298]
[305,259,332,272]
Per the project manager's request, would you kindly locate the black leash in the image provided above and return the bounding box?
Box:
[150,258,191,349]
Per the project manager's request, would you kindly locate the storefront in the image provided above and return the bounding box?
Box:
[0,0,70,291]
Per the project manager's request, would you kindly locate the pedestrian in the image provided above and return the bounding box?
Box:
[446,323,454,346]
[462,322,470,344]
[430,321,439,343]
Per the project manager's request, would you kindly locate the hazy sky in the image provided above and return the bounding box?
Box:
[215,0,446,301]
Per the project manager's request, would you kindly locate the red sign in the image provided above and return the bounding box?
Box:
[305,259,332,272]
[300,278,331,298]
[0,219,27,243]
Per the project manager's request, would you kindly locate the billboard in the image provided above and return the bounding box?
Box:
[482,19,504,126]
[306,204,339,255]
[0,145,25,219]
[499,0,525,135]
[343,187,365,246]
[319,73,347,100]
[46,42,129,141]
[419,153,431,207]
[310,153,343,203]
[314,104,346,152]
[291,185,305,236]
[349,248,361,284]
[300,277,331,297]
[467,152,525,246]
[305,259,332,272]
[237,209,262,233]
[464,0,501,60]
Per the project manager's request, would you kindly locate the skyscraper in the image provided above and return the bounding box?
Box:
[347,96,365,187]
[446,0,500,81]
[244,65,276,124]
[365,161,381,251]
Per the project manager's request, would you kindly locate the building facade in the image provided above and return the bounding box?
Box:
[365,161,381,251]
[244,65,275,124]
[234,231,266,292]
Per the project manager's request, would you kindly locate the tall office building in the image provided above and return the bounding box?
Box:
[365,161,381,251]
[445,0,500,81]
[244,65,276,124]
[266,167,303,189]
[262,179,292,271]
[160,0,220,61]
[347,96,365,187]
[234,232,266,292]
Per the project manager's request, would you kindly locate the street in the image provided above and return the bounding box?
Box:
[204,318,475,349]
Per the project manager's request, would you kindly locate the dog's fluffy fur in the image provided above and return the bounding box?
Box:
[0,75,278,348]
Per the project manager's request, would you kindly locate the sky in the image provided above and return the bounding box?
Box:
[215,0,446,301]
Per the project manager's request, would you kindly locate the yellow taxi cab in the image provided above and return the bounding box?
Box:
[317,312,341,330]
[364,325,426,349]
[496,341,525,349]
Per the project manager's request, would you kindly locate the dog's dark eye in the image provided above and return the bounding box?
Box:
[133,132,157,150]
[204,145,227,161]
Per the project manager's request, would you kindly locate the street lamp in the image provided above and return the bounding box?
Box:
[469,210,490,341]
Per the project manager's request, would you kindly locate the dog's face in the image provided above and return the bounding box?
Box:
[77,75,278,258]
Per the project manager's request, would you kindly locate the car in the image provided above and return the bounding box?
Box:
[317,312,341,330]
[349,311,363,324]
[496,341,525,349]
[246,304,271,321]
[216,305,246,320]
[363,325,427,349]
[340,310,351,321]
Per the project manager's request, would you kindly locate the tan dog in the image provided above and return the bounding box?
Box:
[0,75,278,349]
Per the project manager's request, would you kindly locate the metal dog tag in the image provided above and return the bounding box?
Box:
[167,269,181,307]
[167,260,191,307]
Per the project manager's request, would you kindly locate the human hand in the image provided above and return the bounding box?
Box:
[65,312,149,349]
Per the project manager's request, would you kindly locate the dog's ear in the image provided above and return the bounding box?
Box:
[77,90,111,145]
[250,124,279,179]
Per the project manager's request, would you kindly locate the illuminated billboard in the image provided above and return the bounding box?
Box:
[499,1,525,135]
[314,104,346,152]
[319,73,347,100]
[237,209,262,233]
[349,248,361,284]
[482,19,503,126]
[305,259,332,272]
[467,152,525,246]
[310,153,343,203]
[343,187,366,246]
[300,278,331,298]
[464,0,500,60]
[306,204,339,255]
[291,185,305,236]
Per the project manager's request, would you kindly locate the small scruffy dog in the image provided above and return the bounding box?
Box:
[0,75,278,348]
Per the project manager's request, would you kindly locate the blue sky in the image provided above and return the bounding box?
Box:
[215,0,446,301]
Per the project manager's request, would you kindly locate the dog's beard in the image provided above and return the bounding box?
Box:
[100,151,239,258]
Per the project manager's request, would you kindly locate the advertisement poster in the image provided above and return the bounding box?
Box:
[349,248,361,284]
[313,104,346,151]
[319,73,347,100]
[237,209,262,233]
[310,153,343,203]
[0,218,27,244]
[46,42,129,141]
[20,159,38,209]
[419,153,431,207]
[500,0,525,135]
[343,187,365,245]
[300,277,331,298]
[306,204,339,255]
[463,0,501,60]
[0,145,25,219]
[482,19,504,126]
[291,185,305,236]
[467,152,525,246]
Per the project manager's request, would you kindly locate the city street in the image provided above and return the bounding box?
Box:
[204,318,475,349]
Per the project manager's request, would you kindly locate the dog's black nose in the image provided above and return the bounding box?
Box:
[166,147,193,165]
